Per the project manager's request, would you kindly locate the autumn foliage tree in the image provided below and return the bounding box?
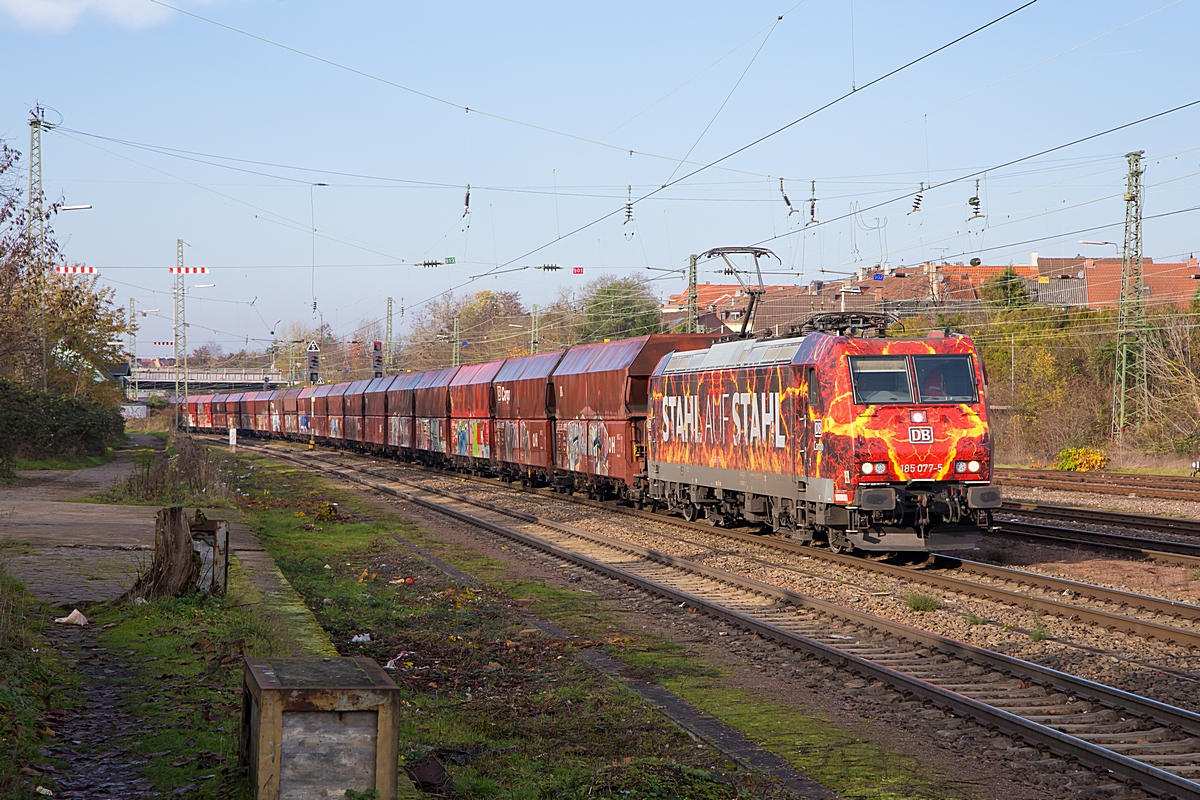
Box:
[0,141,128,404]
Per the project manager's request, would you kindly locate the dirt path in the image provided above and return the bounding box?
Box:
[34,626,160,799]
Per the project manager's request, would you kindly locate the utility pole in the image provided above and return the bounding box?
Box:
[385,296,393,372]
[686,253,699,333]
[29,105,47,391]
[1110,150,1148,441]
[452,317,460,367]
[530,304,539,354]
[128,298,137,400]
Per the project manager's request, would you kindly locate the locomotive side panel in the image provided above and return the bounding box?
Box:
[648,362,802,497]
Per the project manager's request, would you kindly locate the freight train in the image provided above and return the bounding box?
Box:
[185,318,1000,553]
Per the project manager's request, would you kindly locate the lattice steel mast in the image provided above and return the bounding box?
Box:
[128,298,137,400]
[1109,150,1148,440]
[686,253,699,333]
[385,296,393,372]
[174,239,186,427]
[29,106,47,390]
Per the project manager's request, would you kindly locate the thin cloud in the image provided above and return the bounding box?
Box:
[1,0,173,31]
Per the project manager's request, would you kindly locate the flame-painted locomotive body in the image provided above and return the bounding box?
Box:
[647,331,999,552]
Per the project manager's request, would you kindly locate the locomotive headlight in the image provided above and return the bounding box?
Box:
[955,461,967,473]
[968,460,981,473]
[910,410,927,423]
[861,463,874,475]
[874,462,887,474]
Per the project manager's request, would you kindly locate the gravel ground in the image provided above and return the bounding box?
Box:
[346,459,1200,716]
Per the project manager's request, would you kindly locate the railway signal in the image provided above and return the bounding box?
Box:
[372,340,383,378]
[307,340,320,384]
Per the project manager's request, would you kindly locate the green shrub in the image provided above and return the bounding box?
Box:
[965,612,987,625]
[1052,446,1109,472]
[0,380,124,479]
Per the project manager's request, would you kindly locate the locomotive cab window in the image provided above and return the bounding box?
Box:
[849,357,913,405]
[913,355,978,403]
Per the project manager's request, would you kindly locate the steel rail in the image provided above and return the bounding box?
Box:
[1003,501,1200,538]
[999,520,1200,567]
[257,445,1200,799]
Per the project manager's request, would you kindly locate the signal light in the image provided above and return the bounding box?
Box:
[968,460,981,473]
[372,340,383,378]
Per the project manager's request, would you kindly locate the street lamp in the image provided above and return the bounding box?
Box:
[1080,240,1121,256]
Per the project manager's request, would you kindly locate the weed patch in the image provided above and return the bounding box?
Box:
[965,612,987,626]
[903,593,941,613]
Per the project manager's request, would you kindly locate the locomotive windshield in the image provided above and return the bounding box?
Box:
[913,355,977,403]
[849,357,913,404]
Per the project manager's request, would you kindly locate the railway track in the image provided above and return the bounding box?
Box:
[243,443,1200,798]
[235,438,1200,651]
[997,468,1200,502]
[996,518,1200,568]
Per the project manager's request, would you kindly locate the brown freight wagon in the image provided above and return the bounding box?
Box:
[551,334,716,495]
[363,376,395,449]
[296,386,316,437]
[493,350,565,475]
[342,379,374,444]
[413,367,461,459]
[310,384,334,438]
[230,392,248,431]
[240,391,257,432]
[280,387,304,435]
[252,391,271,433]
[325,382,352,442]
[211,394,229,430]
[449,359,506,466]
[386,372,421,452]
[268,390,285,435]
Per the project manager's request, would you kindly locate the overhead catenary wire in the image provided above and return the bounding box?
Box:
[405,1,1042,315]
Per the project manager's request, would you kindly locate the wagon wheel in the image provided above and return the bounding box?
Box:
[680,504,699,523]
[828,530,852,555]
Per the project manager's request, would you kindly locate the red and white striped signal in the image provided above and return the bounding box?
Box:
[153,341,175,346]
[55,266,97,274]
[168,267,208,274]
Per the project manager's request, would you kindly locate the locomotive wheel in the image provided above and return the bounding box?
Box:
[680,504,699,522]
[828,531,852,555]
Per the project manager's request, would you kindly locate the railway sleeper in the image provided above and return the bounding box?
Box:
[1082,727,1177,743]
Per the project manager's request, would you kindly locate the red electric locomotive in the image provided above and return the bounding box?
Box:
[647,314,999,552]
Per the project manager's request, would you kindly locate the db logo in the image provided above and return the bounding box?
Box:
[908,426,934,444]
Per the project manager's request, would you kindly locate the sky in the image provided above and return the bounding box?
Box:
[2,0,1199,356]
